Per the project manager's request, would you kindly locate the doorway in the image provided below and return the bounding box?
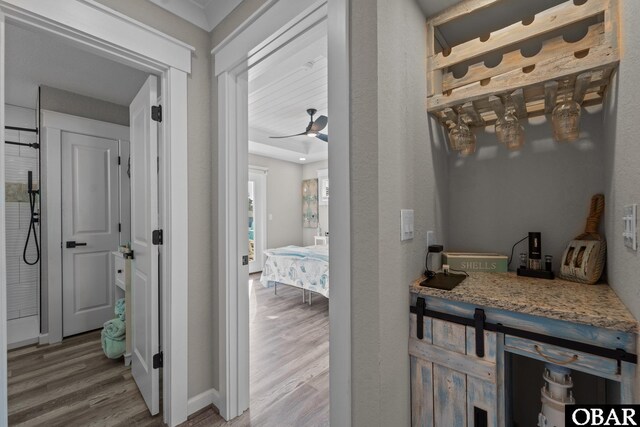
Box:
[5,20,162,418]
[214,0,351,423]
[0,2,191,425]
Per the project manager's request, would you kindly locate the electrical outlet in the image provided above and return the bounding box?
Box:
[426,231,436,249]
[623,204,637,250]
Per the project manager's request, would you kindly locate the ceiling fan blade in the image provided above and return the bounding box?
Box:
[310,115,328,132]
[269,132,307,139]
[316,133,328,142]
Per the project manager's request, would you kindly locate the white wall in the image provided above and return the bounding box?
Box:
[302,159,328,246]
[448,108,606,273]
[603,0,640,322]
[249,154,303,249]
[350,0,449,424]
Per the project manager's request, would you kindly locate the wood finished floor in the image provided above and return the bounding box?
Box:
[7,274,329,426]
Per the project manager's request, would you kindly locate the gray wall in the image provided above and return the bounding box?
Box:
[95,0,214,399]
[350,0,449,424]
[302,159,328,246]
[249,154,303,249]
[448,109,606,273]
[603,0,640,321]
[40,86,129,126]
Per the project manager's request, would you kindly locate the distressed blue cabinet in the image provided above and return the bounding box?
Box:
[409,294,638,426]
[410,314,504,426]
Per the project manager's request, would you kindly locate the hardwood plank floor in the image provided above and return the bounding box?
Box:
[7,330,163,427]
[7,274,329,426]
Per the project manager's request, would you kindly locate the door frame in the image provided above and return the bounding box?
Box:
[0,2,192,426]
[212,0,351,422]
[40,110,129,343]
[248,167,267,274]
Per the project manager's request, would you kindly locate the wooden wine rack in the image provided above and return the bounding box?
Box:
[426,0,620,127]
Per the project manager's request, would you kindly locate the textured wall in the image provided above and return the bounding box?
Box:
[448,109,606,273]
[603,1,640,319]
[248,154,303,248]
[302,159,328,246]
[350,0,449,424]
[94,0,214,399]
[40,86,130,126]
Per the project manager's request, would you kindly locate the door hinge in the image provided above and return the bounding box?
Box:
[151,105,162,122]
[152,229,163,245]
[242,255,249,266]
[153,351,163,369]
[118,223,121,233]
[118,156,121,165]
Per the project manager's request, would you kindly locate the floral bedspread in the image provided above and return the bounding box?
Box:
[260,245,329,298]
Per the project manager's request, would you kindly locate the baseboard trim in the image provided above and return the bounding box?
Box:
[39,333,49,345]
[7,316,39,349]
[187,388,222,416]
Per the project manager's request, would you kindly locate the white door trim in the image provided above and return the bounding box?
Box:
[326,0,351,424]
[0,11,8,422]
[0,2,191,426]
[40,111,129,344]
[213,0,351,423]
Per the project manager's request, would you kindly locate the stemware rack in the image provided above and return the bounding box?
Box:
[426,0,620,128]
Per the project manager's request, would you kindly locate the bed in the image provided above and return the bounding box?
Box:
[260,245,329,299]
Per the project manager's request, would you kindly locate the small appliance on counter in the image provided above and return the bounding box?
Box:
[420,244,467,290]
[517,232,555,280]
[559,194,606,284]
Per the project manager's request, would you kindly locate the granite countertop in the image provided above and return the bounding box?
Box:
[411,272,638,333]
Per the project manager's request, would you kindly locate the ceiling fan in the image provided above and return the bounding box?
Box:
[269,108,328,142]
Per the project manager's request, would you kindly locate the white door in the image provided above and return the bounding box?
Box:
[130,75,160,415]
[248,169,266,273]
[61,132,120,337]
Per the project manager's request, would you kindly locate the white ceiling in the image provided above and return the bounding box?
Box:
[148,0,243,32]
[5,23,148,109]
[247,21,328,164]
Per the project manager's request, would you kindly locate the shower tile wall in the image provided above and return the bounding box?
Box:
[5,108,39,321]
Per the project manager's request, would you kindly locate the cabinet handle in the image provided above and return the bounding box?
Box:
[534,344,579,365]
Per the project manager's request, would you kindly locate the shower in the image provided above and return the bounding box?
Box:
[23,170,40,265]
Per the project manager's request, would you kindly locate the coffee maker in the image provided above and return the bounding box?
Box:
[517,232,554,279]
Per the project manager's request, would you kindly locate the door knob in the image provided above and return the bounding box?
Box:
[66,241,87,248]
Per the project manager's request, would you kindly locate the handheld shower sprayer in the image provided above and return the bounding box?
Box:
[23,171,40,265]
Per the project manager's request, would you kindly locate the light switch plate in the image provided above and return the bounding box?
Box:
[401,209,414,241]
[623,204,637,250]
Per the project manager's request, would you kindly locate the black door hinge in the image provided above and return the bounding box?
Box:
[242,255,249,266]
[152,229,163,245]
[153,351,163,369]
[151,105,162,122]
[118,156,121,165]
[118,223,122,233]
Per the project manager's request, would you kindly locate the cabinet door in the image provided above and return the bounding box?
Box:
[410,314,434,427]
[409,314,502,427]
